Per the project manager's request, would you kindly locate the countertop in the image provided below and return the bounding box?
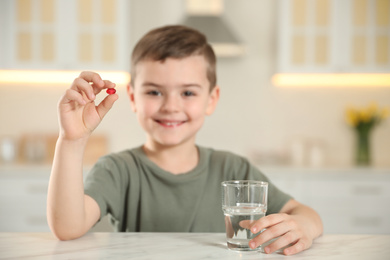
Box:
[0,232,389,259]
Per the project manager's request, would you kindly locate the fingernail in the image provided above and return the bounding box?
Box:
[249,242,256,249]
[265,247,270,254]
[252,227,258,233]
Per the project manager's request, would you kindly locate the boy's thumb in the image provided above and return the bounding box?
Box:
[96,94,118,120]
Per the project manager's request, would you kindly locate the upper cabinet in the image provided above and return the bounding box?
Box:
[277,0,390,73]
[0,0,129,71]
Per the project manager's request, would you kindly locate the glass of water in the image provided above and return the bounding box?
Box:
[222,180,268,251]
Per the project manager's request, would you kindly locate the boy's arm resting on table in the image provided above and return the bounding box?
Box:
[47,71,117,240]
[248,199,323,256]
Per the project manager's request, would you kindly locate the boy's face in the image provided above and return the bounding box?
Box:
[127,55,220,148]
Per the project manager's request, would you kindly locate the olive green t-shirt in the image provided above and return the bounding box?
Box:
[84,146,292,232]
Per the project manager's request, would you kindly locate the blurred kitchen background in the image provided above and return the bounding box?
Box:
[0,0,389,234]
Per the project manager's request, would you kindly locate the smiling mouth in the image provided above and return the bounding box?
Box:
[155,120,186,127]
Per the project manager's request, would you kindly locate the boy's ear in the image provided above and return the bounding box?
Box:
[127,83,137,112]
[206,85,220,115]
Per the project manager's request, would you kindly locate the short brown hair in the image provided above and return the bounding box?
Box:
[130,25,217,90]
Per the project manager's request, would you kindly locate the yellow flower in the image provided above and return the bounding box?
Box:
[346,103,389,128]
[359,110,371,123]
[381,108,390,119]
[346,108,358,126]
[367,102,378,118]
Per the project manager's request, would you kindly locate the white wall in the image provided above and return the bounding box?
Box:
[1,0,389,167]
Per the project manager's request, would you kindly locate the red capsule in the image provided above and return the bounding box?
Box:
[106,88,116,95]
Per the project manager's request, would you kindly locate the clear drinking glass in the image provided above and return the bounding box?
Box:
[222,180,268,251]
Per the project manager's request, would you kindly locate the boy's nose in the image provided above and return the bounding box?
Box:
[161,94,180,113]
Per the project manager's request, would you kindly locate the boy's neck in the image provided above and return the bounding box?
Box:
[142,141,199,175]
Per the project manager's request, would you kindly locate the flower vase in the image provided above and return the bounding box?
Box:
[355,128,371,166]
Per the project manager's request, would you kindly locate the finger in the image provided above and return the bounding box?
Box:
[239,219,255,230]
[71,77,96,101]
[225,216,234,238]
[250,213,287,234]
[79,71,104,87]
[61,88,86,106]
[102,80,115,89]
[249,221,290,250]
[283,238,311,256]
[96,92,118,119]
[263,231,298,254]
[77,71,105,98]
[91,80,115,95]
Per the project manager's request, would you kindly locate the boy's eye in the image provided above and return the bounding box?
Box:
[183,91,195,97]
[147,90,161,96]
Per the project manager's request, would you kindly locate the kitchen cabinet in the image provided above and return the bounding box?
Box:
[0,165,112,232]
[0,166,51,232]
[277,0,390,73]
[262,167,390,234]
[0,0,130,71]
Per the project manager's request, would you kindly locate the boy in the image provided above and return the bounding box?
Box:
[47,25,322,255]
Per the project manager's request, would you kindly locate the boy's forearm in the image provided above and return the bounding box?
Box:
[47,137,89,239]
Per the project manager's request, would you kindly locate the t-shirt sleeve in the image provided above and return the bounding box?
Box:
[84,155,126,222]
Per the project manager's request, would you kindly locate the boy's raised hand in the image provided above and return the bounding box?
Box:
[58,71,118,141]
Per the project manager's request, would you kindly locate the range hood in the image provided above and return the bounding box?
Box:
[181,0,244,57]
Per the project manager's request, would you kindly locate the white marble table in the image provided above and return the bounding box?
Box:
[0,232,389,259]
